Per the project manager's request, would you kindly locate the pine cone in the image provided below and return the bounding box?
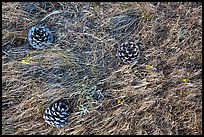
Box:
[27,26,54,49]
[117,41,142,64]
[43,101,70,128]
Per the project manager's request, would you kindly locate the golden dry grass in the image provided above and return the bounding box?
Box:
[2,2,202,135]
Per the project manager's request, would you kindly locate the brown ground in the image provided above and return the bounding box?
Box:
[2,2,202,135]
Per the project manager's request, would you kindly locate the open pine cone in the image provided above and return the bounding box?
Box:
[27,26,54,49]
[117,41,142,65]
[43,101,70,128]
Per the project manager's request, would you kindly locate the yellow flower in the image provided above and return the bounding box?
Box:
[146,64,153,70]
[117,100,124,105]
[182,78,188,83]
[21,59,26,63]
[22,54,32,63]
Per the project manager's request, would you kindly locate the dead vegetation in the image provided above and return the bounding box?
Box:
[2,2,202,135]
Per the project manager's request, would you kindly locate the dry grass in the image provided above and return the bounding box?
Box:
[2,2,202,135]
